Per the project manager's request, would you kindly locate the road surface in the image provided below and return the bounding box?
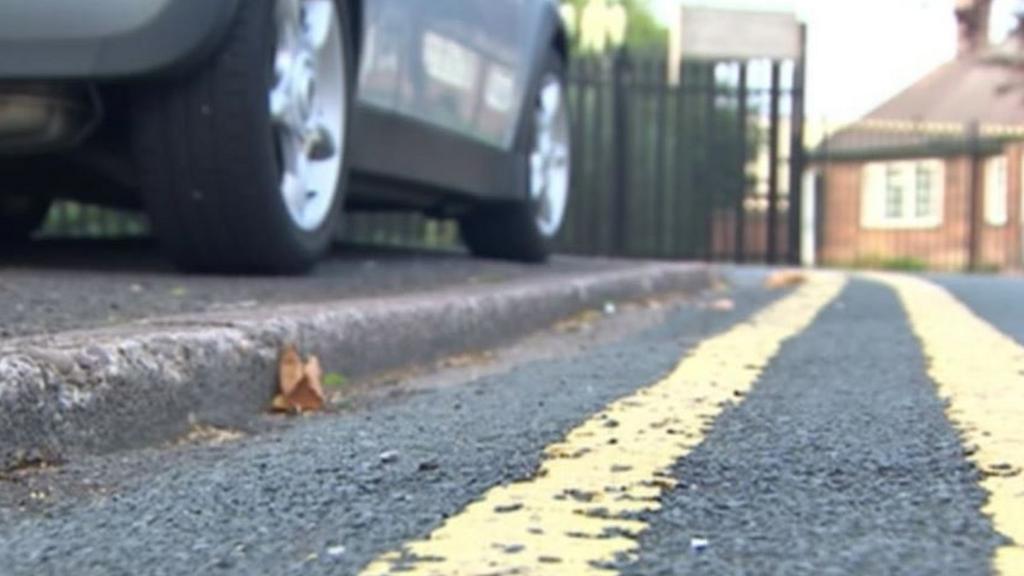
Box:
[0,267,1022,575]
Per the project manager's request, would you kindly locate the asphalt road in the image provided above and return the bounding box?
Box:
[0,239,640,340]
[624,279,999,576]
[929,273,1024,345]
[0,268,1021,575]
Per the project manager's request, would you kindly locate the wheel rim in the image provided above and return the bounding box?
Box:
[530,74,571,238]
[270,0,346,232]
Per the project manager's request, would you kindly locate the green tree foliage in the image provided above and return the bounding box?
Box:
[619,0,669,49]
[562,0,668,52]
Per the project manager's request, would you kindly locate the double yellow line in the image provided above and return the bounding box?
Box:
[358,272,1024,576]
[874,274,1024,575]
[359,273,847,576]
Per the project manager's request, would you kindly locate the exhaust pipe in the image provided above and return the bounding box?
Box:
[0,84,100,154]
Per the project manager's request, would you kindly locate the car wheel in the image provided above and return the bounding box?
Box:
[132,0,353,273]
[0,194,51,243]
[460,49,571,263]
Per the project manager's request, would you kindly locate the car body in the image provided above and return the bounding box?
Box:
[0,0,571,271]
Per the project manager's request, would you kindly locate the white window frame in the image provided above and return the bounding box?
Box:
[984,156,1008,227]
[861,160,945,230]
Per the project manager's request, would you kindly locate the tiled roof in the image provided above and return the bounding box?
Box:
[820,37,1024,157]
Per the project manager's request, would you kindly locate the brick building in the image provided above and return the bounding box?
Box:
[815,0,1024,271]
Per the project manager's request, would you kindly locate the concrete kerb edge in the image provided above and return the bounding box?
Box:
[0,263,710,469]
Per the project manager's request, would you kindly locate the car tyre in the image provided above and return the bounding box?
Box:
[132,0,354,273]
[460,49,571,263]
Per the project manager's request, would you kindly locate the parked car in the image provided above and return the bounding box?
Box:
[0,0,571,272]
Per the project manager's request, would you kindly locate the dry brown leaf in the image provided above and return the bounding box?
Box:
[554,310,602,334]
[279,345,304,396]
[273,345,326,414]
[764,270,807,290]
[271,394,294,413]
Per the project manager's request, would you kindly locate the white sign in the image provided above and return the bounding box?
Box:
[674,7,802,61]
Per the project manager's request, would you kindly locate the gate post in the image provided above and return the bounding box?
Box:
[735,62,749,263]
[611,49,632,256]
[787,24,808,265]
[766,61,782,264]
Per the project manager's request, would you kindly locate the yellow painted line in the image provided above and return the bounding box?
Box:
[870,273,1024,575]
[359,272,847,576]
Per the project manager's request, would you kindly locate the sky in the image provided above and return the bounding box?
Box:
[651,0,1019,128]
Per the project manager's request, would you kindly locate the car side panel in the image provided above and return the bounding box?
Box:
[355,0,406,113]
[356,0,559,150]
[348,105,526,206]
[350,0,563,202]
[0,0,239,79]
[401,0,529,149]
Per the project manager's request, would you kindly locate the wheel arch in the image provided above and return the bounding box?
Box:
[512,3,569,152]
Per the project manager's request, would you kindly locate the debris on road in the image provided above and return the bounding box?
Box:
[417,460,441,473]
[326,545,347,558]
[439,351,497,370]
[982,462,1021,478]
[764,270,807,290]
[690,537,710,555]
[554,310,602,334]
[271,345,326,414]
[178,423,245,447]
[708,298,736,312]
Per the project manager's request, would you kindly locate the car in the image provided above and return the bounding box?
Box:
[0,0,572,273]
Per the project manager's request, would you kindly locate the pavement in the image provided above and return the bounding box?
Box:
[1,254,1023,574]
[0,240,710,470]
[0,239,654,340]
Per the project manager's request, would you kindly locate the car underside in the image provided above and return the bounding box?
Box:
[0,0,571,273]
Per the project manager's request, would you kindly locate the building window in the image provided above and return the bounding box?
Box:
[984,156,1008,227]
[915,164,933,217]
[885,165,904,219]
[861,160,944,229]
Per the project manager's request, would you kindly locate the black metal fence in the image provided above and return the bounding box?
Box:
[813,121,1024,272]
[37,51,807,264]
[557,52,804,263]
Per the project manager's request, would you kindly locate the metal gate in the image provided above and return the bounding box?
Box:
[555,49,806,264]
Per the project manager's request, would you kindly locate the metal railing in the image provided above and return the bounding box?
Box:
[556,52,803,263]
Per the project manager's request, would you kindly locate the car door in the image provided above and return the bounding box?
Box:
[359,0,538,150]
[355,0,408,113]
[351,0,561,203]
